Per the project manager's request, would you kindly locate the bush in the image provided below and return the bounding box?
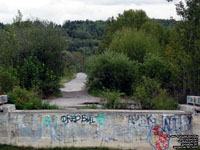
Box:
[152,91,178,110]
[0,66,18,94]
[102,90,126,109]
[139,53,171,89]
[8,87,58,110]
[134,76,178,110]
[134,76,161,108]
[17,56,61,98]
[17,56,42,90]
[85,51,135,95]
[108,28,161,62]
[40,68,61,98]
[0,21,67,98]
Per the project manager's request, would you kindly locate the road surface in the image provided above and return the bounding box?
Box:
[44,73,100,109]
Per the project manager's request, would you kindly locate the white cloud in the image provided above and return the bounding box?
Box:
[0,0,180,24]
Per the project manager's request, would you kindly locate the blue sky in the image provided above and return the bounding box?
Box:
[0,0,181,24]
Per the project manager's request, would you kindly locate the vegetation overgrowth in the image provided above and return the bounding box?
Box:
[1,0,198,110]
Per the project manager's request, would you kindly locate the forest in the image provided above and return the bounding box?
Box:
[0,0,199,110]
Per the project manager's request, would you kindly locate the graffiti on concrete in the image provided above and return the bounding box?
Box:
[0,113,192,146]
[61,114,95,125]
[148,124,170,150]
[0,117,8,123]
[96,113,106,126]
[162,115,192,134]
[18,117,42,142]
[42,116,52,127]
[128,114,157,128]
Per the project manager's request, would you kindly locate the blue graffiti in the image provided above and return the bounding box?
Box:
[96,114,106,126]
[49,118,67,142]
[18,117,42,142]
[128,114,157,128]
[42,116,52,127]
[0,117,8,123]
[161,115,191,134]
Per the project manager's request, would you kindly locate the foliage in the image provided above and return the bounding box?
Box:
[78,104,98,110]
[0,20,67,97]
[108,28,161,62]
[134,77,162,108]
[152,19,175,28]
[63,20,106,39]
[151,91,178,110]
[134,77,178,109]
[8,87,58,110]
[141,21,166,46]
[98,9,149,53]
[63,20,106,58]
[17,56,42,90]
[140,53,171,89]
[60,70,75,86]
[0,66,18,94]
[102,90,126,109]
[85,51,135,95]
[164,0,200,101]
[16,56,61,97]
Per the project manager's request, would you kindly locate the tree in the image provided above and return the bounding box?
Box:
[108,28,161,62]
[98,9,149,53]
[166,0,200,100]
[0,20,67,97]
[13,10,23,23]
[85,51,136,95]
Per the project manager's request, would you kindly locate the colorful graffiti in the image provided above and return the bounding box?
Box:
[0,113,192,149]
[148,125,170,150]
[96,113,106,126]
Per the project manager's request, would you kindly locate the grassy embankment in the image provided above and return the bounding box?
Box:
[0,145,116,150]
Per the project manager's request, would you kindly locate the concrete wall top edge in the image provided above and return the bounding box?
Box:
[10,109,192,114]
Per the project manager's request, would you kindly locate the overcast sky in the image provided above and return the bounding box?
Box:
[0,0,180,25]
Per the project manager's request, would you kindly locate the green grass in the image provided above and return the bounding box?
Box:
[1,144,199,150]
[0,145,116,150]
[88,89,104,97]
[60,72,75,86]
[77,104,99,110]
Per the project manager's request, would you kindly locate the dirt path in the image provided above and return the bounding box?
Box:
[45,73,101,109]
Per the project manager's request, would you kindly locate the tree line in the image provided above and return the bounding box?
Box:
[0,8,177,110]
[85,0,200,109]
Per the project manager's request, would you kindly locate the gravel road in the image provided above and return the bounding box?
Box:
[45,73,100,109]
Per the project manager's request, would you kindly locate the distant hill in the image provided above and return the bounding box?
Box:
[0,19,174,57]
[152,19,176,28]
[62,20,107,56]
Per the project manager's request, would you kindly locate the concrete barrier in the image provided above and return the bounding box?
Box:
[0,95,8,104]
[0,109,198,150]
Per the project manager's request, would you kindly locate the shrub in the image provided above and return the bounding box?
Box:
[134,76,178,110]
[134,76,161,108]
[8,87,58,110]
[102,90,126,109]
[0,66,18,94]
[152,91,178,110]
[85,51,135,95]
[17,56,42,90]
[17,56,61,98]
[139,53,171,89]
[108,28,161,62]
[0,21,67,98]
[40,68,61,98]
